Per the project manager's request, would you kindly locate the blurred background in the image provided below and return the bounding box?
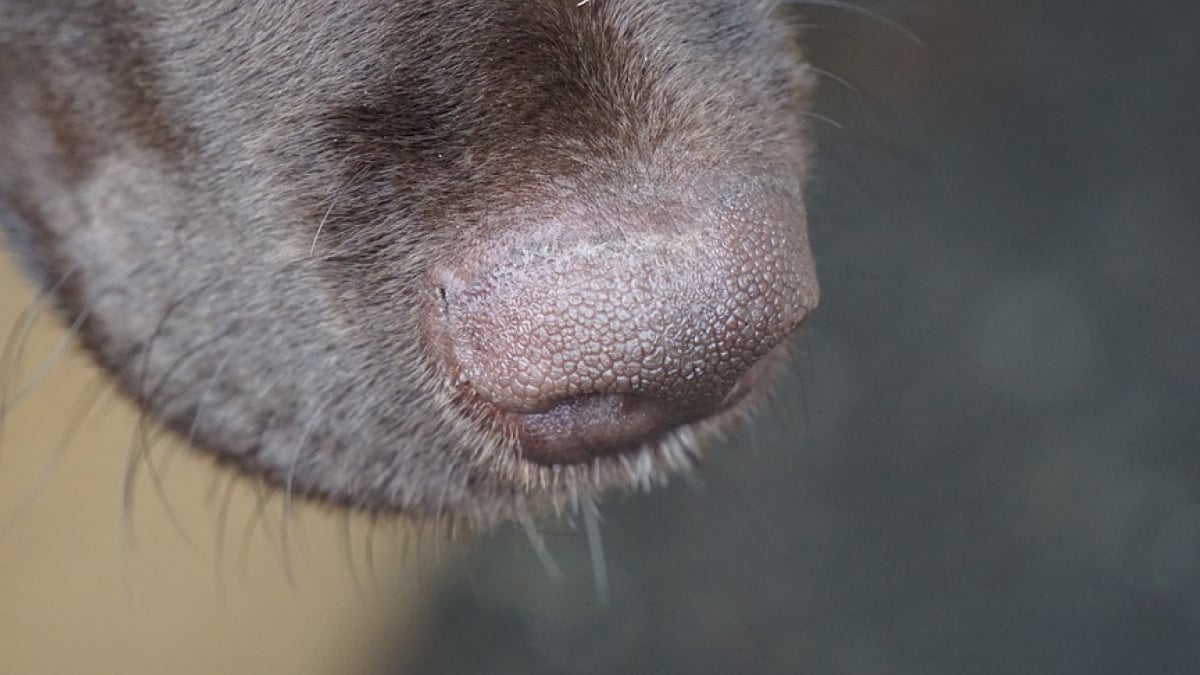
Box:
[3,1,1198,673]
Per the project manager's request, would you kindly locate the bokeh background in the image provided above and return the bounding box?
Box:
[2,1,1197,674]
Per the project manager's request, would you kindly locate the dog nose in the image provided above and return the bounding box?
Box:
[431,181,819,464]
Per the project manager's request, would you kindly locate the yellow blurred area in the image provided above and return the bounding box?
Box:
[0,256,437,675]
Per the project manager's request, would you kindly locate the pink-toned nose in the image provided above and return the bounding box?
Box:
[430,183,818,464]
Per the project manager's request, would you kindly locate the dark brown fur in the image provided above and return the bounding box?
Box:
[0,0,818,526]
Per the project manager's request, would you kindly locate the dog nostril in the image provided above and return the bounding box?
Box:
[512,394,672,464]
[430,182,818,464]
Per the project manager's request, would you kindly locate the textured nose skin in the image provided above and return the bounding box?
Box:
[431,184,819,464]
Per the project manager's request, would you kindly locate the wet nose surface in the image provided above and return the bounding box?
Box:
[431,184,819,464]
